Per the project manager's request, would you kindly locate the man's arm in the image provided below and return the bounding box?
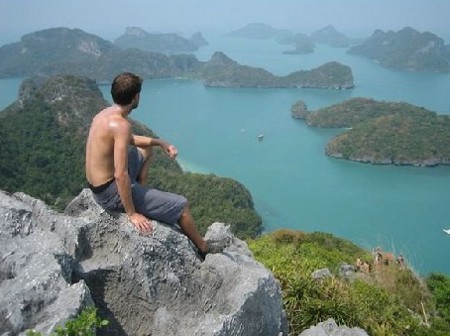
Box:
[113,121,134,216]
[113,122,153,233]
[131,134,177,159]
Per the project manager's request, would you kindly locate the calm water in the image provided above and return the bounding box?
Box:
[1,35,449,276]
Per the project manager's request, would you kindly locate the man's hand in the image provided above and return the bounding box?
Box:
[128,212,153,234]
[163,144,178,159]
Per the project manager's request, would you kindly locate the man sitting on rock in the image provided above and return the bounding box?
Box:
[85,72,225,257]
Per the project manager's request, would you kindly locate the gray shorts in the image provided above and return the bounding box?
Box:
[91,147,187,224]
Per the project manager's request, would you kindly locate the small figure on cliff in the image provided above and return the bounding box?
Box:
[85,72,225,257]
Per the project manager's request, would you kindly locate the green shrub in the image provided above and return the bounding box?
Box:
[26,307,108,336]
[248,230,449,336]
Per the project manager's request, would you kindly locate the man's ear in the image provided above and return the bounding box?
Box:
[131,93,140,108]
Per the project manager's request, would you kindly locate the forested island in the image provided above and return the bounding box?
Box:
[347,27,450,72]
[292,97,450,166]
[202,52,353,88]
[0,27,354,89]
[0,75,262,239]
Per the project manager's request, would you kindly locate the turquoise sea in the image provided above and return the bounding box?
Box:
[1,34,449,276]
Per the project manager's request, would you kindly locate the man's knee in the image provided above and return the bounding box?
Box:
[137,146,153,162]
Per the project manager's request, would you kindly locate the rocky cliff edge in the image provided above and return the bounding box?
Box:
[0,189,287,335]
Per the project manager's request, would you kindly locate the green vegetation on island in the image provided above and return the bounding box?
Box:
[202,52,353,88]
[292,97,450,166]
[0,75,261,239]
[0,27,354,89]
[347,27,450,72]
[248,230,450,336]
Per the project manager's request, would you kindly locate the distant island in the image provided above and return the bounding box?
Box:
[114,27,208,54]
[292,97,450,167]
[310,25,352,48]
[202,52,353,89]
[0,27,354,89]
[227,22,292,40]
[280,33,315,54]
[229,23,356,53]
[347,27,450,72]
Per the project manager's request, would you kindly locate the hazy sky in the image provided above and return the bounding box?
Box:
[1,0,449,44]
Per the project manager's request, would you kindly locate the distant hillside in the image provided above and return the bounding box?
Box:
[114,27,207,54]
[347,27,450,72]
[227,23,292,40]
[0,27,117,78]
[0,75,262,238]
[292,97,450,166]
[310,25,352,48]
[0,27,205,81]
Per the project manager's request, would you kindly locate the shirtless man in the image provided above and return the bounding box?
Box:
[85,72,224,256]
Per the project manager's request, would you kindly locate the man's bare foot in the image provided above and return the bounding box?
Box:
[198,239,229,259]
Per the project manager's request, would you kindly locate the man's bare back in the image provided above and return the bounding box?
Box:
[85,105,130,187]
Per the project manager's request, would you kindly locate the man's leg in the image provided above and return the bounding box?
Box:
[132,147,227,256]
[136,146,153,185]
[178,203,207,252]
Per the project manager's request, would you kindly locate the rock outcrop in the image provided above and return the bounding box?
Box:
[299,318,368,336]
[0,189,288,335]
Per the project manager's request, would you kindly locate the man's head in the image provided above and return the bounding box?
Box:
[111,72,143,108]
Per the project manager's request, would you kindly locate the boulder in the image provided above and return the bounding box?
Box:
[299,318,368,336]
[0,189,288,335]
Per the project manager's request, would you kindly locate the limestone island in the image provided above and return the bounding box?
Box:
[292,97,450,167]
[347,27,450,72]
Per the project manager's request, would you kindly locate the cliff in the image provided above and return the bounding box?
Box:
[0,189,288,335]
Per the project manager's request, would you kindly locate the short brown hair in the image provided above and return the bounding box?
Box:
[111,72,143,105]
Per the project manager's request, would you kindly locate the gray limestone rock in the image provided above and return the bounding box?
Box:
[0,190,93,336]
[0,189,288,335]
[311,268,332,280]
[299,318,368,336]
